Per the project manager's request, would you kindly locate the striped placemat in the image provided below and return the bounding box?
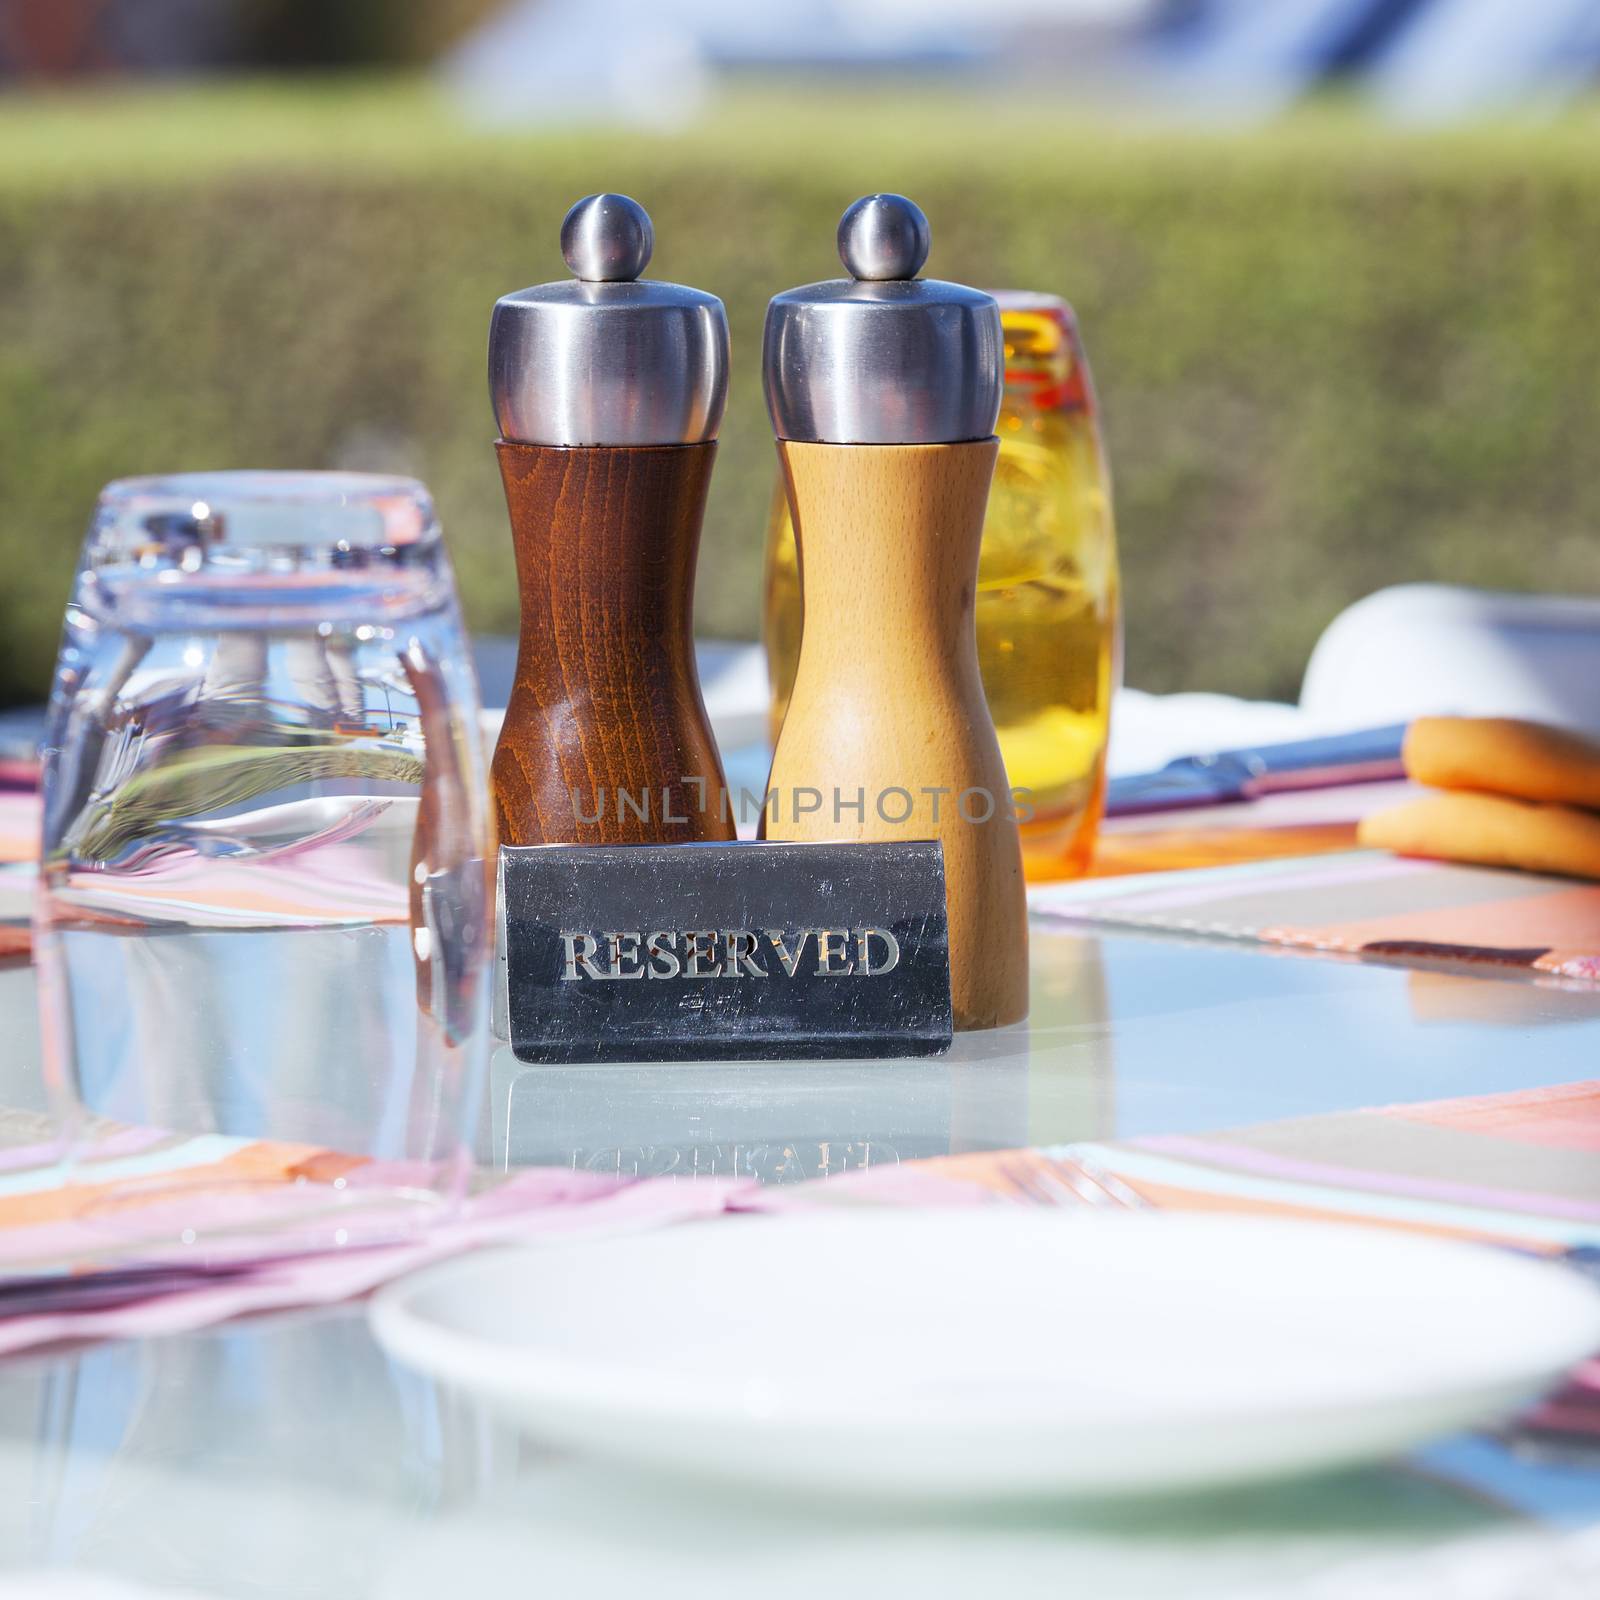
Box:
[1032,851,1600,983]
[922,1080,1600,1252]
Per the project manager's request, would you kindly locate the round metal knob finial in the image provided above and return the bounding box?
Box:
[837,193,931,282]
[560,193,654,283]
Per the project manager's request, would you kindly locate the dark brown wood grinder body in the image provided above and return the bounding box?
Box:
[491,440,735,846]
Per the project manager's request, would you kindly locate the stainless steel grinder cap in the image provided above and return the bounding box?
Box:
[762,193,1003,446]
[489,193,729,448]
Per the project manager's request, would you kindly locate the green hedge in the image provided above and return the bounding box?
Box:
[2,79,1598,706]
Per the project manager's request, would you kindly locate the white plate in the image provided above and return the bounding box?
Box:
[370,1210,1600,1500]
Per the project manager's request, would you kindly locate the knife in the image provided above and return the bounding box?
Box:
[1104,723,1409,818]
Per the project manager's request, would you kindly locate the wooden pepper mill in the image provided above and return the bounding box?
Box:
[488,193,735,847]
[762,194,1028,1030]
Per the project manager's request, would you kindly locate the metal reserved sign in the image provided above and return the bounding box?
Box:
[500,840,952,1063]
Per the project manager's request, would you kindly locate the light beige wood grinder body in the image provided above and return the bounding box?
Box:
[765,438,1029,1030]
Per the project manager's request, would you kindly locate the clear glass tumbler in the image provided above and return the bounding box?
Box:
[34,472,493,1248]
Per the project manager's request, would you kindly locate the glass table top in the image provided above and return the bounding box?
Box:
[1,1300,1583,1600]
[0,924,1598,1596]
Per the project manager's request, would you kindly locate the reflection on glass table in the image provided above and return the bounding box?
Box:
[5,924,1600,1186]
[485,926,1600,1181]
[488,928,1117,1178]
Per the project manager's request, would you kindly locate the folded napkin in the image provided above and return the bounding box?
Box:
[0,1166,755,1356]
[0,1111,983,1355]
[1360,718,1600,880]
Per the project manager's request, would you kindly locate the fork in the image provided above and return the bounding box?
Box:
[995,1150,1147,1210]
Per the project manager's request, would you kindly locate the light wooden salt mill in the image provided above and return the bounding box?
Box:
[762,194,1028,1030]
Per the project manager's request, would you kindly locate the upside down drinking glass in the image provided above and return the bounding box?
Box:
[34,472,493,1248]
